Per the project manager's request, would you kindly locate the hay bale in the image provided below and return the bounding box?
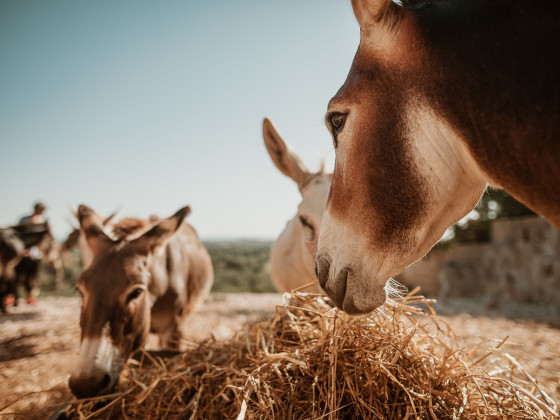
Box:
[63,291,558,419]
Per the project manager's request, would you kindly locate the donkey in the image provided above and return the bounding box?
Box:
[0,228,24,313]
[0,223,57,310]
[61,211,118,271]
[263,118,330,294]
[315,0,560,314]
[14,227,58,305]
[69,205,213,398]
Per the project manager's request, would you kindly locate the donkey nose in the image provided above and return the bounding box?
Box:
[315,254,331,288]
[69,369,113,399]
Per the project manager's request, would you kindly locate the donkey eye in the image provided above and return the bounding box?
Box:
[327,113,346,148]
[331,114,346,131]
[298,215,315,241]
[126,288,144,305]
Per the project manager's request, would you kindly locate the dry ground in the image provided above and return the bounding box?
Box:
[0,294,558,418]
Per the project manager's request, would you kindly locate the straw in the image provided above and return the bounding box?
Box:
[60,290,558,419]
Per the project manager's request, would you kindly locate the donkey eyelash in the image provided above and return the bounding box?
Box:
[126,288,144,304]
[298,215,315,238]
[326,112,346,148]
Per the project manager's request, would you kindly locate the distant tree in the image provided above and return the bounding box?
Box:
[450,189,535,244]
[205,241,276,293]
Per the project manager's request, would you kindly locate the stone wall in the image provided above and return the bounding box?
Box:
[396,249,445,297]
[398,216,560,304]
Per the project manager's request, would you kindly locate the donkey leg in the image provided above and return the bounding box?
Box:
[0,281,7,314]
[11,274,20,307]
[24,261,40,304]
[159,322,185,351]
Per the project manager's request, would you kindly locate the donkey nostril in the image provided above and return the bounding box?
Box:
[101,373,111,390]
[315,256,331,288]
[69,371,114,399]
[68,376,79,395]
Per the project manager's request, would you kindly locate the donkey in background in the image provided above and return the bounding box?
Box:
[69,205,213,398]
[263,118,330,295]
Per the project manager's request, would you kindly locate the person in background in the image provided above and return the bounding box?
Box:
[18,202,48,226]
[12,202,51,305]
[17,202,50,260]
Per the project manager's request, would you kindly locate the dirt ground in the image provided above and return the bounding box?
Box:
[0,294,559,418]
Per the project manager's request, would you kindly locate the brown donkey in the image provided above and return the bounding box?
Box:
[69,205,213,398]
[316,0,560,314]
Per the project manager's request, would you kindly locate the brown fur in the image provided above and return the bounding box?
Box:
[69,205,213,398]
[110,217,152,239]
[317,0,560,314]
[62,215,153,271]
[328,65,429,251]
[330,0,560,246]
[416,1,560,226]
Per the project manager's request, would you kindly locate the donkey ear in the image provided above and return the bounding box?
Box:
[77,204,115,257]
[132,206,190,253]
[103,209,119,226]
[263,118,309,187]
[351,0,393,32]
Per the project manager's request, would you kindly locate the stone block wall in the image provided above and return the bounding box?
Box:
[398,216,560,304]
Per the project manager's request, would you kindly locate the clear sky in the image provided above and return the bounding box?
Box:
[0,0,359,240]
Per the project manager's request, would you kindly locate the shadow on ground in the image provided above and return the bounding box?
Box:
[432,297,560,329]
[0,310,39,325]
[0,333,39,362]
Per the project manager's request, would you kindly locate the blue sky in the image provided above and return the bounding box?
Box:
[0,0,359,239]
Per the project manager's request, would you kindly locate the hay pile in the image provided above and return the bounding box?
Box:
[64,290,558,419]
